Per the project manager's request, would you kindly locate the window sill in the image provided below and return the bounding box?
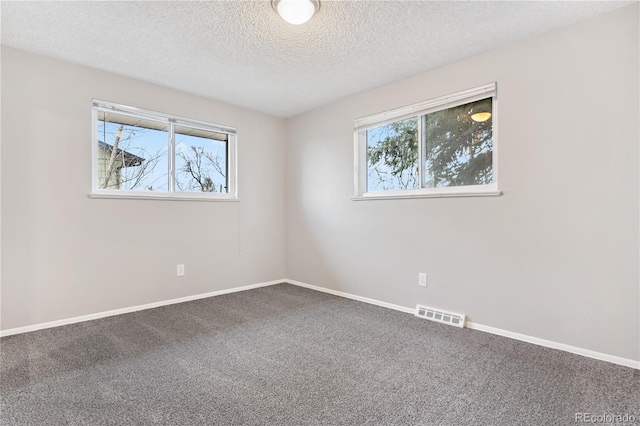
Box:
[351,190,502,201]
[88,192,239,202]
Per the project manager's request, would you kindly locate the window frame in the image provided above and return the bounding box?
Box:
[353,83,500,200]
[90,100,238,201]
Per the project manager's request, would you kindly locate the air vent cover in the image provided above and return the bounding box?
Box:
[415,305,466,328]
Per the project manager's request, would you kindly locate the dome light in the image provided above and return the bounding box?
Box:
[272,0,320,25]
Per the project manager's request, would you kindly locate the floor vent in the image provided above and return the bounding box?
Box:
[415,305,466,328]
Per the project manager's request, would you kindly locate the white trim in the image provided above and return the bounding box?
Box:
[0,280,284,337]
[354,82,496,131]
[352,190,502,201]
[227,133,238,198]
[91,106,99,192]
[286,279,415,314]
[491,90,499,188]
[353,132,362,197]
[286,280,640,370]
[3,278,637,370]
[354,83,498,198]
[417,114,425,189]
[465,322,640,370]
[93,99,237,135]
[88,192,239,202]
[91,99,238,199]
[168,123,176,193]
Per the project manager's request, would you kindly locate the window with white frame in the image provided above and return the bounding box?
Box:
[354,83,498,198]
[92,101,237,199]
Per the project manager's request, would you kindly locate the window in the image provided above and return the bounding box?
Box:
[92,100,237,200]
[354,83,499,199]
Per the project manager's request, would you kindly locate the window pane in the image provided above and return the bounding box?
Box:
[366,117,419,191]
[174,125,228,193]
[96,112,169,191]
[423,98,493,188]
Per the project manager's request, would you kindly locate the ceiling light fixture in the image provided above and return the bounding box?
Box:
[272,0,320,25]
[471,112,492,122]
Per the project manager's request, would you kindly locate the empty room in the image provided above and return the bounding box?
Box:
[1,1,639,425]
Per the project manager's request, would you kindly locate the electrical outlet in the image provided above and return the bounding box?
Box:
[418,273,427,287]
[177,264,185,277]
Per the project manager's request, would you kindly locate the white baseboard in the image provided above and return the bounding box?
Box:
[0,279,285,337]
[465,322,640,370]
[285,279,640,370]
[3,277,638,370]
[286,279,415,314]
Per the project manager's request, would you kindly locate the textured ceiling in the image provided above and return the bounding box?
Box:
[1,1,631,117]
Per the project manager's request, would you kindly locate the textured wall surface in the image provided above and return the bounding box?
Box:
[1,47,287,330]
[285,6,640,361]
[0,1,629,117]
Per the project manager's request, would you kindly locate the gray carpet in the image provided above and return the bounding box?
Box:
[1,284,638,425]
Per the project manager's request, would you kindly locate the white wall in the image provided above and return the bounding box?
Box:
[1,47,287,330]
[286,5,640,361]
